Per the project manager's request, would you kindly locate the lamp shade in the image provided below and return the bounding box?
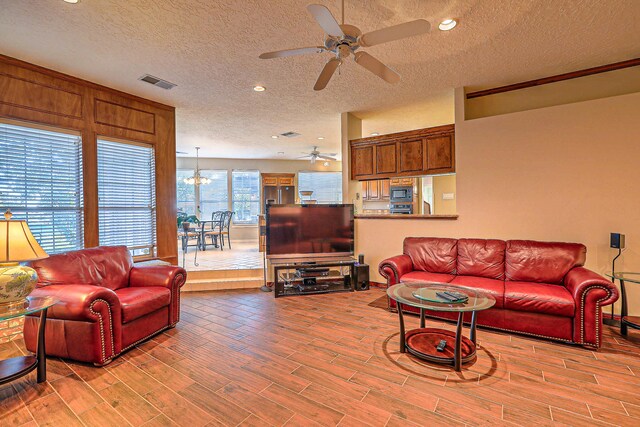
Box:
[0,210,48,263]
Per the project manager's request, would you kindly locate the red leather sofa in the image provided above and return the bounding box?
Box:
[379,238,618,348]
[23,246,186,365]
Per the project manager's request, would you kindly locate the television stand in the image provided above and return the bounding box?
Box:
[271,258,356,298]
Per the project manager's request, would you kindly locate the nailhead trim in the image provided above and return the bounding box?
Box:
[579,285,611,348]
[89,299,114,364]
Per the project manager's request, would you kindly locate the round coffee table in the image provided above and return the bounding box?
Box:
[387,282,495,371]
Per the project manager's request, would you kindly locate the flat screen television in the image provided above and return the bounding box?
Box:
[266,204,354,259]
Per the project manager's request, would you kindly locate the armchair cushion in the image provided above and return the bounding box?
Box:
[404,237,457,274]
[31,245,132,290]
[115,287,171,323]
[504,281,575,317]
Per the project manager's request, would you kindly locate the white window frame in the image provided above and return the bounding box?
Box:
[231,169,260,225]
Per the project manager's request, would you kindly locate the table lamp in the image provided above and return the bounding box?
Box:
[0,209,48,310]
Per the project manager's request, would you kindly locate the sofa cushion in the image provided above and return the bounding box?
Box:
[400,271,455,284]
[449,275,505,309]
[457,239,506,280]
[504,281,575,317]
[505,240,586,284]
[404,237,457,274]
[115,287,171,323]
[30,245,133,291]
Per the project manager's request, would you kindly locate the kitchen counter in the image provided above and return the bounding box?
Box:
[355,214,458,220]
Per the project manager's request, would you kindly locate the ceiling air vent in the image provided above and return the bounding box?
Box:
[280,131,301,138]
[139,74,176,90]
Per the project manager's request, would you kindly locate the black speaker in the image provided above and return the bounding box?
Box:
[610,233,626,249]
[355,264,370,291]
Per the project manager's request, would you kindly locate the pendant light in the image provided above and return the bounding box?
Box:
[183,147,211,185]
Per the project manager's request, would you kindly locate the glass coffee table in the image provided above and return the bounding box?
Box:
[0,296,58,385]
[387,282,495,371]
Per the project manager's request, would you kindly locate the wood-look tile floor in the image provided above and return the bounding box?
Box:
[2,288,640,427]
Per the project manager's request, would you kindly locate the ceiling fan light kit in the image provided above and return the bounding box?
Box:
[298,146,338,164]
[259,2,431,90]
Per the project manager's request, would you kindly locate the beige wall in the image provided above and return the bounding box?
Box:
[433,174,457,215]
[176,157,342,240]
[356,90,640,314]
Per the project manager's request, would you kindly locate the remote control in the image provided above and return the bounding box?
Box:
[436,339,447,352]
[436,292,458,302]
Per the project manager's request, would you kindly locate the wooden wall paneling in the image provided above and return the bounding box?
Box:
[0,55,178,265]
[351,146,374,178]
[375,143,397,175]
[94,99,155,135]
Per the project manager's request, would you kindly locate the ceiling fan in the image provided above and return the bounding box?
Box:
[298,146,337,163]
[259,1,431,90]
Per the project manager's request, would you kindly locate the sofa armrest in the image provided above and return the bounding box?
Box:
[28,284,122,362]
[564,267,619,348]
[379,255,413,286]
[129,265,187,326]
[30,284,121,323]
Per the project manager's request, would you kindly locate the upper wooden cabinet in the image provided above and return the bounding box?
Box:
[350,124,455,180]
[361,179,390,201]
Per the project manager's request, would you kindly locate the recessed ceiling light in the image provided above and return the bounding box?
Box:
[253,85,266,92]
[277,152,285,156]
[438,19,457,31]
[271,135,279,139]
[370,132,379,136]
[317,136,324,140]
[63,0,79,3]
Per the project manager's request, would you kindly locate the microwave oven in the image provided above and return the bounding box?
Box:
[390,186,413,202]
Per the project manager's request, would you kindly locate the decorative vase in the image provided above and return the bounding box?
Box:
[0,263,37,310]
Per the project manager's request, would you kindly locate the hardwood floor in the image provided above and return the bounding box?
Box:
[1,288,640,426]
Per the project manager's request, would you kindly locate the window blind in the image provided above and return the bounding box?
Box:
[298,172,343,203]
[0,122,84,254]
[97,139,156,257]
[176,169,196,215]
[232,170,259,224]
[200,170,228,219]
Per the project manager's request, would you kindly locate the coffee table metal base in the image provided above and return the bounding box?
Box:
[397,303,478,371]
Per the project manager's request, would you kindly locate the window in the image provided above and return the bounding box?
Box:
[231,170,259,224]
[176,169,196,215]
[0,121,83,254]
[97,139,156,257]
[199,170,228,220]
[298,172,343,203]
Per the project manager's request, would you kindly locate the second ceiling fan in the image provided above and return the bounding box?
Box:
[259,2,431,90]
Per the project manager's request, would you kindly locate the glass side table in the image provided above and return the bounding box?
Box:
[0,296,58,385]
[606,272,640,336]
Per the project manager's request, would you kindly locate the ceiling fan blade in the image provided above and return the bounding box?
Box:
[360,19,431,47]
[296,155,313,159]
[307,4,345,37]
[317,155,337,161]
[354,51,400,84]
[314,58,341,91]
[259,46,326,59]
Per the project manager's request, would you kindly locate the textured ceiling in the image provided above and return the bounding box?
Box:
[1,0,639,159]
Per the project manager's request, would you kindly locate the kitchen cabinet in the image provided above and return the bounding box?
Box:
[261,173,295,213]
[350,124,454,180]
[361,179,390,201]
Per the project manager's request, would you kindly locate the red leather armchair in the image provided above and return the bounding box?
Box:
[23,246,186,365]
[380,238,618,348]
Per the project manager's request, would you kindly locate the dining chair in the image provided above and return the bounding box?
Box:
[220,211,234,249]
[202,211,224,250]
